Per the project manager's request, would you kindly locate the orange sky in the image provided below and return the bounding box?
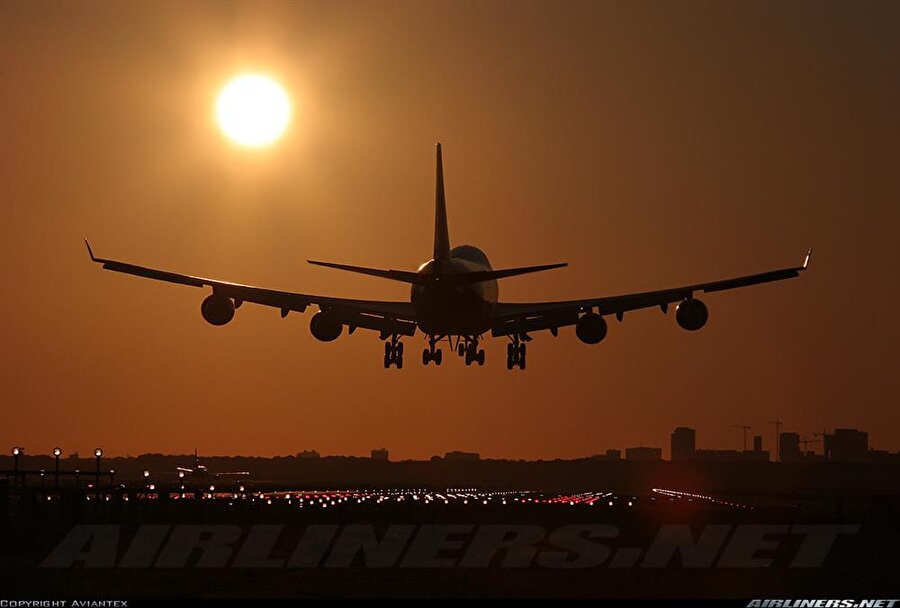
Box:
[1,0,898,460]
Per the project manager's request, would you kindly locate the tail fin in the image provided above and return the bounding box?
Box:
[433,143,451,261]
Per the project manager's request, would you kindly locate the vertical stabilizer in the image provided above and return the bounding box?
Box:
[433,143,451,261]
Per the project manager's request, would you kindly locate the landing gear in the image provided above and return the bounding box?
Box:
[422,337,443,366]
[383,335,404,369]
[463,338,485,367]
[506,335,526,370]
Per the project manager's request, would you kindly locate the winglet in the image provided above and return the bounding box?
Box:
[802,248,813,270]
[85,239,98,262]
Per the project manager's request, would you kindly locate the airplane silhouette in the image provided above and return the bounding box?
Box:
[175,449,250,483]
[86,143,810,370]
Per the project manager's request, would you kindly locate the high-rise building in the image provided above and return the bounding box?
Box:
[671,427,696,461]
[824,428,868,462]
[780,432,801,463]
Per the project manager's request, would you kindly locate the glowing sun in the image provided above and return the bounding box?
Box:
[216,74,291,148]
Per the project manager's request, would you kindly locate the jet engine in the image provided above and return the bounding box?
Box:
[675,298,708,331]
[575,312,608,344]
[310,311,343,342]
[200,294,235,326]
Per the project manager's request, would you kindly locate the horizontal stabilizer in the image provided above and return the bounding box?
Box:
[449,262,568,286]
[308,260,424,284]
[309,259,567,286]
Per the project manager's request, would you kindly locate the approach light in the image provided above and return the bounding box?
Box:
[94,448,103,458]
[53,447,62,457]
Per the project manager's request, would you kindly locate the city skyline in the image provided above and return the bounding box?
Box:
[4,421,891,463]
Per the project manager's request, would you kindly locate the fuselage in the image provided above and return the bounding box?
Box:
[411,245,498,336]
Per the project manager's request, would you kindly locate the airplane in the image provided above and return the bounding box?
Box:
[86,143,811,370]
[175,449,249,486]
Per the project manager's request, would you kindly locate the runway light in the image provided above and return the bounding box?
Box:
[94,448,103,458]
[12,447,21,456]
[143,470,150,478]
[53,447,62,457]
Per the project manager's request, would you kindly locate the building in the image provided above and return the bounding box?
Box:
[625,447,662,462]
[780,432,801,463]
[753,435,763,453]
[444,451,480,461]
[605,449,622,460]
[296,450,321,459]
[370,448,389,461]
[670,427,696,461]
[824,428,868,462]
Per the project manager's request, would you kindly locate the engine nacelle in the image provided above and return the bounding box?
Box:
[310,311,343,342]
[575,312,608,344]
[675,298,708,331]
[200,294,235,326]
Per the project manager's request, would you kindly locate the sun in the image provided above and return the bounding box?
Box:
[216,74,291,148]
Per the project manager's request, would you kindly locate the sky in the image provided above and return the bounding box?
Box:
[0,0,898,460]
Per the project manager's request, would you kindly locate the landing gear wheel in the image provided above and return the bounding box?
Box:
[518,343,527,359]
[422,349,431,365]
[506,355,514,370]
[476,350,485,366]
[396,354,403,369]
[457,343,465,357]
[434,349,443,365]
[384,355,391,369]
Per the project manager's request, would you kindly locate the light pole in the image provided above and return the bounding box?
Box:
[94,448,103,487]
[53,447,62,488]
[11,447,23,488]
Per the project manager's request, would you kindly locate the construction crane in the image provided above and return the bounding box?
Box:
[733,425,751,451]
[767,420,783,461]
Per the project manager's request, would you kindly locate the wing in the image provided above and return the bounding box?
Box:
[491,250,812,337]
[85,241,417,337]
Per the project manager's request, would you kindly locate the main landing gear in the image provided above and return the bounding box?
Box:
[383,335,404,369]
[462,337,485,367]
[422,337,443,366]
[506,334,527,370]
